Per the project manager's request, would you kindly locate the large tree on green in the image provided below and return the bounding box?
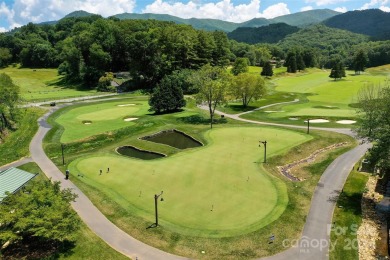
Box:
[353,49,368,75]
[148,74,186,114]
[231,57,249,75]
[356,83,390,171]
[0,180,80,245]
[285,51,297,73]
[231,73,266,107]
[192,64,231,128]
[329,60,346,80]
[261,61,274,77]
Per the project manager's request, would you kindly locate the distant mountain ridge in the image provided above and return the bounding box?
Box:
[57,9,339,32]
[323,9,390,40]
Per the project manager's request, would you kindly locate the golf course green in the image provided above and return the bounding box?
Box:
[69,126,311,237]
[55,100,149,142]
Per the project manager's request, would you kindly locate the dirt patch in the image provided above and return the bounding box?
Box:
[277,142,348,181]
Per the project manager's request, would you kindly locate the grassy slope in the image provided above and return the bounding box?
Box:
[0,108,45,165]
[0,66,97,102]
[330,167,369,260]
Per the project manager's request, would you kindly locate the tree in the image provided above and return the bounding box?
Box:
[329,60,346,80]
[148,74,186,114]
[285,51,297,73]
[231,57,249,75]
[0,180,80,245]
[231,73,266,107]
[0,48,12,67]
[191,64,231,128]
[353,49,368,75]
[261,61,273,77]
[356,83,390,171]
[0,73,20,137]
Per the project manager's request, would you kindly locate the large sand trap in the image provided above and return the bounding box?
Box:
[336,120,356,124]
[118,104,136,107]
[124,117,138,121]
[304,119,329,123]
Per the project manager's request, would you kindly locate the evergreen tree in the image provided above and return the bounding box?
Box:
[353,49,368,75]
[261,61,274,77]
[285,51,297,73]
[148,74,186,114]
[329,60,346,80]
[296,52,306,71]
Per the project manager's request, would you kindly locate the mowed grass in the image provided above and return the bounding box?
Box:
[0,66,97,101]
[241,67,389,125]
[69,126,311,237]
[55,100,150,143]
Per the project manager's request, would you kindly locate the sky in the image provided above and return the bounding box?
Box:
[0,0,389,32]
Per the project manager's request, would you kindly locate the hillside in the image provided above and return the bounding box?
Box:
[270,9,340,27]
[278,24,369,51]
[64,10,97,19]
[228,23,300,44]
[323,9,390,40]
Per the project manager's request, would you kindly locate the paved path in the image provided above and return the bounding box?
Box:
[29,107,189,260]
[0,157,33,171]
[21,97,369,260]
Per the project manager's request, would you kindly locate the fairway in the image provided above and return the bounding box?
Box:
[0,66,97,101]
[55,100,149,142]
[69,126,311,237]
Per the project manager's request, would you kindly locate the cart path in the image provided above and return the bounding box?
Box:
[24,98,368,260]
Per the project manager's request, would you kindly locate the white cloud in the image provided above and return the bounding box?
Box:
[334,6,347,12]
[360,0,389,9]
[3,0,136,30]
[380,5,390,11]
[305,0,349,6]
[0,27,7,32]
[301,6,313,12]
[143,0,290,22]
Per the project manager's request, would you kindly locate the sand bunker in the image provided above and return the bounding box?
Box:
[118,104,136,107]
[289,117,299,120]
[124,118,138,121]
[336,120,356,124]
[264,110,284,113]
[84,122,92,125]
[304,119,329,123]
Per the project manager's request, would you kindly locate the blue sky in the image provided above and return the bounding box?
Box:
[0,0,389,32]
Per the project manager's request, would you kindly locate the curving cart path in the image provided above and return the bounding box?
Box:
[26,99,369,260]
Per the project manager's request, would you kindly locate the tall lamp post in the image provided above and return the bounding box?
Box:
[154,191,164,226]
[259,140,267,163]
[307,118,310,134]
[61,143,65,165]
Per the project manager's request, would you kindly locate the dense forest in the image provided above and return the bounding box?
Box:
[1,13,390,91]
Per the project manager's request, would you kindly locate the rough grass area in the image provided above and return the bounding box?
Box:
[0,66,97,102]
[0,108,45,166]
[0,163,129,260]
[330,167,369,260]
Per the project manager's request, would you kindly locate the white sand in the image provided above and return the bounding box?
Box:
[124,118,138,121]
[118,104,136,107]
[289,117,299,120]
[84,122,91,125]
[304,119,329,123]
[264,110,284,113]
[336,120,356,124]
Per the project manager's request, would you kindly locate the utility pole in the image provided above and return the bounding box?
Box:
[307,118,310,134]
[61,143,65,165]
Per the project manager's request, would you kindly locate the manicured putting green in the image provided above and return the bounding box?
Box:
[69,127,311,237]
[56,101,149,142]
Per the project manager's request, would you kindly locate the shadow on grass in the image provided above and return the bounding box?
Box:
[147,109,185,116]
[224,104,258,113]
[1,236,76,259]
[46,77,88,91]
[334,191,364,215]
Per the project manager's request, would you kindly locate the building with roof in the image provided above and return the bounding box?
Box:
[0,167,37,202]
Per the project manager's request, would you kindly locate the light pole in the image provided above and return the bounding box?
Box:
[307,118,310,134]
[61,143,65,165]
[259,140,267,163]
[154,191,164,226]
